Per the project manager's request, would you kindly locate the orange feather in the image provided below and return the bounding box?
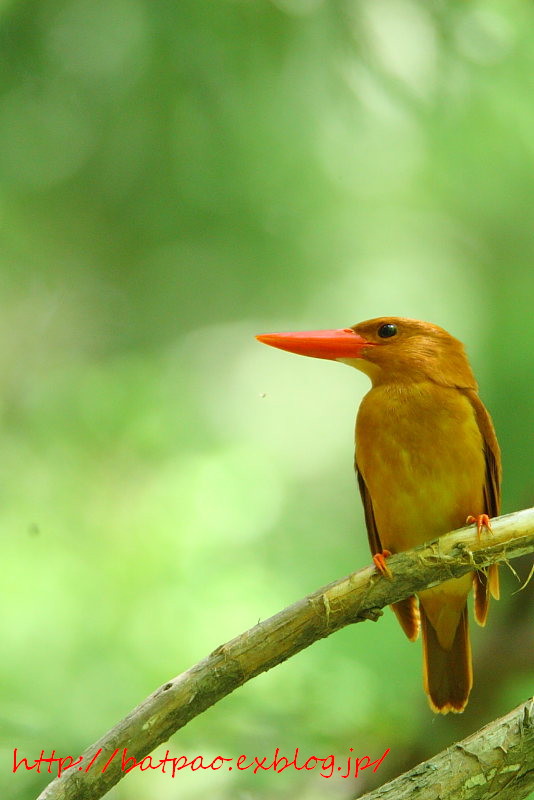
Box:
[257,317,501,713]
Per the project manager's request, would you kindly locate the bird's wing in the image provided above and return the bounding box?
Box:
[356,465,420,641]
[464,389,501,516]
[464,389,502,620]
[356,466,382,556]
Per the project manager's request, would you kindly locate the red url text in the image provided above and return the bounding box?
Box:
[14,746,390,779]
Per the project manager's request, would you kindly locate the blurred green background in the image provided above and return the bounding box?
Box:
[0,0,533,798]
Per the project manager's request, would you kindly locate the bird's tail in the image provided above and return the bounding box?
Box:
[421,604,472,714]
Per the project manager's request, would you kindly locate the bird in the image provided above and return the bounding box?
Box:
[256,317,501,713]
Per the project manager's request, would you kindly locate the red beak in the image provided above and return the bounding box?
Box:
[255,328,373,361]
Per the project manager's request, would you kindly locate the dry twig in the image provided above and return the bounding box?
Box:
[358,698,534,800]
[37,507,534,800]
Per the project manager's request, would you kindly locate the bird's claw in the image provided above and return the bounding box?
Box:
[466,514,492,538]
[373,550,393,579]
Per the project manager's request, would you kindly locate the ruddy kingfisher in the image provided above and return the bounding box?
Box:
[256,317,500,713]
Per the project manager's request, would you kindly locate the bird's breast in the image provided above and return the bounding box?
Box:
[356,383,486,551]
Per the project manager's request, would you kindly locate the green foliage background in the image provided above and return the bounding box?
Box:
[0,0,532,798]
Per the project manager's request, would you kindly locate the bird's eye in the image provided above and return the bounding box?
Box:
[378,323,397,339]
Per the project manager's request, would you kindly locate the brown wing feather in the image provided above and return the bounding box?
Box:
[463,390,502,623]
[356,467,382,556]
[464,390,501,516]
[356,466,420,641]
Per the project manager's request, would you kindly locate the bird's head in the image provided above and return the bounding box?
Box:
[256,317,477,389]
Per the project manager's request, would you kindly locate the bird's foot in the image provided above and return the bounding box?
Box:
[373,550,393,579]
[466,514,492,538]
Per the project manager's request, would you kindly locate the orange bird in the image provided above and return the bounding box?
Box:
[256,317,500,713]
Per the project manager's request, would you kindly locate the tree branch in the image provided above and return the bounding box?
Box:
[37,506,534,800]
[358,697,534,800]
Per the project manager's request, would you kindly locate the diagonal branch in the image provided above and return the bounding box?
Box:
[357,697,534,800]
[38,507,534,800]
